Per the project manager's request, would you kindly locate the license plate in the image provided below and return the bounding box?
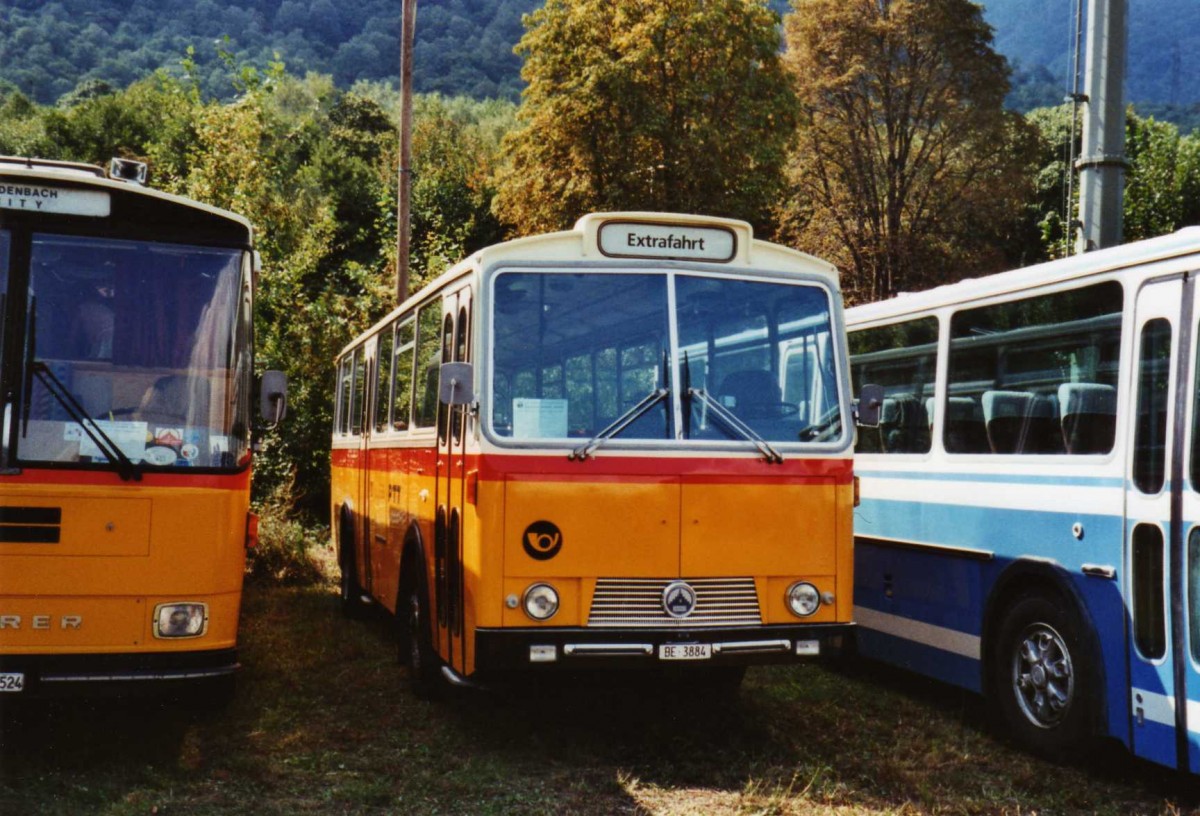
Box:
[0,672,25,693]
[659,643,712,661]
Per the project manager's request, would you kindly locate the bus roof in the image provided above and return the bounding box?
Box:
[847,226,1200,326]
[341,212,840,358]
[0,156,253,233]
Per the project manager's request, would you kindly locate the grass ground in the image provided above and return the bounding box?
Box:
[2,573,1199,815]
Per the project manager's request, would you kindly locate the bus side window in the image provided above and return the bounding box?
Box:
[335,356,353,435]
[1132,318,1171,494]
[392,317,415,431]
[946,281,1122,456]
[350,347,366,436]
[413,304,442,428]
[374,324,394,433]
[848,317,937,454]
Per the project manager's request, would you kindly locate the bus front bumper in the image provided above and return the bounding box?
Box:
[0,648,239,698]
[474,623,853,673]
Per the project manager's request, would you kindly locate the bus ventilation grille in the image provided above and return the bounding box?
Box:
[587,577,761,628]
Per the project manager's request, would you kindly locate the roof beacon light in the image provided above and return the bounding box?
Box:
[109,158,148,186]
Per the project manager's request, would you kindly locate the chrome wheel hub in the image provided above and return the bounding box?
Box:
[1012,622,1074,729]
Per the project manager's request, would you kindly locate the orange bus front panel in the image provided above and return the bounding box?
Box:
[679,481,838,577]
[0,483,248,655]
[502,476,682,580]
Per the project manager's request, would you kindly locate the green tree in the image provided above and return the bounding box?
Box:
[1025,104,1200,259]
[0,65,514,518]
[1123,112,1200,241]
[495,0,795,234]
[780,0,1038,303]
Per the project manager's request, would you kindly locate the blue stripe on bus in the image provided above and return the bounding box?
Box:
[855,497,1124,561]
[856,468,1126,489]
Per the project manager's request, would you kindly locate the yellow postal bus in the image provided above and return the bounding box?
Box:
[0,157,284,700]
[332,212,859,695]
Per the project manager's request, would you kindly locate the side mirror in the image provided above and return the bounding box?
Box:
[439,362,474,406]
[260,370,288,425]
[856,383,884,428]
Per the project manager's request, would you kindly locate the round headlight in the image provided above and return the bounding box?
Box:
[523,583,559,621]
[786,582,821,617]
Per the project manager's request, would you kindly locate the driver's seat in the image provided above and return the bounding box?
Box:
[717,370,780,419]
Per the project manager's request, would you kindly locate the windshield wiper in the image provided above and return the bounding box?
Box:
[569,388,669,461]
[28,362,141,482]
[20,298,139,481]
[686,387,783,464]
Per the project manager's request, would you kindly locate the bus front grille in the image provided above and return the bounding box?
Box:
[587,577,762,628]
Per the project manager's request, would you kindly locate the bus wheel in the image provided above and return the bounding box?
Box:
[403,581,444,700]
[991,594,1092,759]
[338,512,366,618]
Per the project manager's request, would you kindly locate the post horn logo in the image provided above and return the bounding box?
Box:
[662,581,697,618]
[522,520,563,561]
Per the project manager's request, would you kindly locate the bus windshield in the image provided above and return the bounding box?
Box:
[490,270,843,446]
[15,234,252,470]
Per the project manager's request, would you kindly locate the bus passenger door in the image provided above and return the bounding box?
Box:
[435,287,471,675]
[1125,274,1200,771]
[358,338,376,598]
[1179,272,1200,774]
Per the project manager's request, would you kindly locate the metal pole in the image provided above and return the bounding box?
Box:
[1064,0,1085,256]
[1076,0,1127,253]
[396,0,416,304]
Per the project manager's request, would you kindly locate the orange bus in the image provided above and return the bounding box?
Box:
[332,212,859,696]
[0,157,284,700]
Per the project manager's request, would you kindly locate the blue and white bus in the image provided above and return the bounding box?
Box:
[848,227,1200,771]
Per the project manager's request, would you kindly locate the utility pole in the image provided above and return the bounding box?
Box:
[1075,0,1127,253]
[396,0,417,304]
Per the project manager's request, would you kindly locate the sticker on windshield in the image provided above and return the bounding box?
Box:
[76,421,148,461]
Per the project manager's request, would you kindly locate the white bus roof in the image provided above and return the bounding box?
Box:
[342,212,839,357]
[0,157,253,232]
[847,227,1200,326]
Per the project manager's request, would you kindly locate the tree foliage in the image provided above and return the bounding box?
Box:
[0,0,535,105]
[1025,103,1200,258]
[0,65,509,517]
[494,0,795,235]
[780,0,1039,303]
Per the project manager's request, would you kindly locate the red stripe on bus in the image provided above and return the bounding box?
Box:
[331,448,852,484]
[1,468,252,490]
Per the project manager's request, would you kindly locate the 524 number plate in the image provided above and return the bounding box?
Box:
[0,672,25,692]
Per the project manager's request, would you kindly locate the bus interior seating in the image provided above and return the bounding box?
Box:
[982,391,1030,453]
[1029,392,1063,453]
[718,370,786,418]
[943,396,989,453]
[137,375,209,427]
[879,393,929,453]
[1058,382,1116,454]
[714,369,804,440]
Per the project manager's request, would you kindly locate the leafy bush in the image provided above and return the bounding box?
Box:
[245,502,331,587]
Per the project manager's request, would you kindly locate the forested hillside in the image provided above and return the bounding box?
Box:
[2,0,1197,123]
[0,0,534,103]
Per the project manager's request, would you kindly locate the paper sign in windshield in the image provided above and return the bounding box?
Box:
[512,398,568,439]
[70,421,149,461]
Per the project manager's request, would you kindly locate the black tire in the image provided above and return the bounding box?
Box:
[402,577,444,700]
[338,511,367,619]
[991,593,1094,760]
